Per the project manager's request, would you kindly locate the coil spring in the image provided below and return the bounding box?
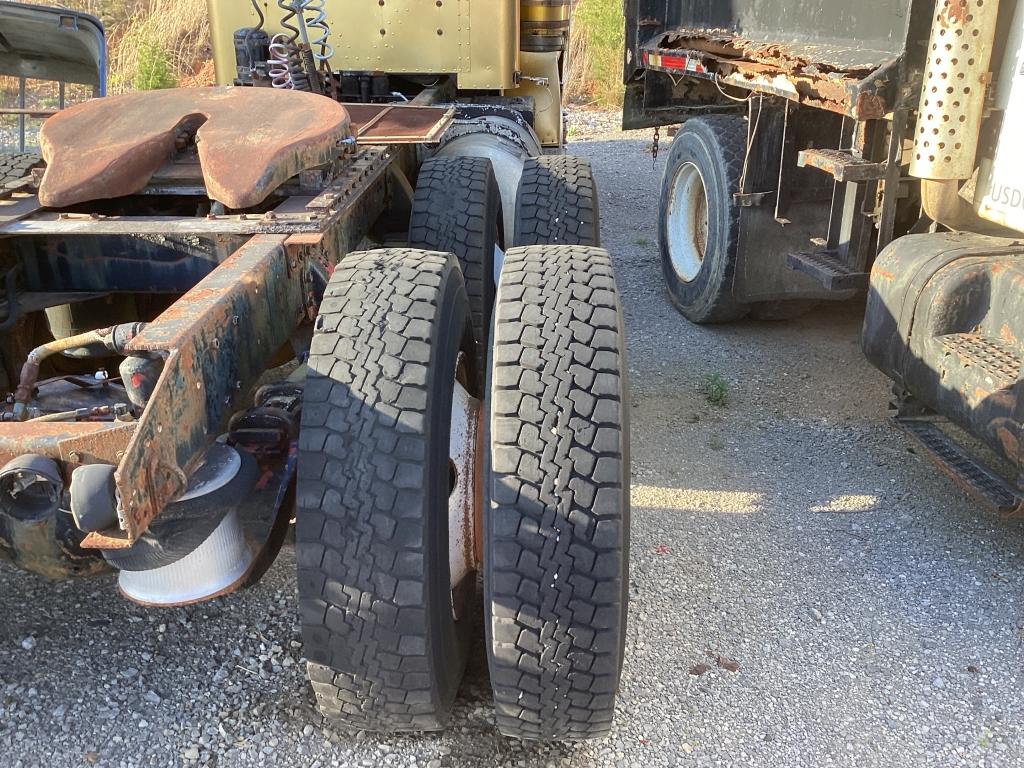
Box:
[297,0,333,62]
[287,48,313,92]
[277,0,300,44]
[268,34,294,89]
[277,0,332,62]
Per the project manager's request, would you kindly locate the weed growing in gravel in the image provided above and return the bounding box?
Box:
[633,236,651,247]
[702,373,729,407]
[707,434,726,450]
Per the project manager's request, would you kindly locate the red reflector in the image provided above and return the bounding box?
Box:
[659,55,688,70]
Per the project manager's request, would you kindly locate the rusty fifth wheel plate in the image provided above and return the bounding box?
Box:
[38,86,350,209]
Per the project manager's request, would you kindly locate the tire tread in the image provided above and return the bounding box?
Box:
[0,152,42,185]
[409,155,499,372]
[486,244,628,740]
[298,248,463,732]
[513,156,600,247]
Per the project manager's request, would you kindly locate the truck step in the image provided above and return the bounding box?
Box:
[896,418,1021,513]
[797,148,886,183]
[939,333,1021,389]
[786,250,869,291]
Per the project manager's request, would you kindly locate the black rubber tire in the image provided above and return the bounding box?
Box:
[0,152,42,185]
[485,244,629,741]
[103,448,258,572]
[297,248,479,733]
[513,155,600,247]
[658,115,748,323]
[409,155,501,374]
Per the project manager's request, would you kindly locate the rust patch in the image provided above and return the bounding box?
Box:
[657,28,875,77]
[39,87,351,210]
[648,28,895,119]
[853,91,887,121]
[942,0,970,26]
[0,422,135,471]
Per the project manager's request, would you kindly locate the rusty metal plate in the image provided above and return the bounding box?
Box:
[110,234,306,542]
[39,86,351,210]
[346,104,454,144]
[0,421,135,469]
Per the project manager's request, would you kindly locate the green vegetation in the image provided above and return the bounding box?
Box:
[702,373,730,407]
[133,39,176,90]
[567,0,625,107]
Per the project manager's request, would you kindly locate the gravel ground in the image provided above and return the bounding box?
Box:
[3,113,1024,768]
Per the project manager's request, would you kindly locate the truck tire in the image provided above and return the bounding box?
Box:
[513,155,600,247]
[658,116,748,323]
[297,248,480,732]
[409,155,501,373]
[486,244,629,740]
[0,153,42,185]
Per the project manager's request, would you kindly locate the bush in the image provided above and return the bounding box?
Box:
[132,39,176,90]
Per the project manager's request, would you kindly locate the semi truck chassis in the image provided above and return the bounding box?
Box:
[0,83,630,741]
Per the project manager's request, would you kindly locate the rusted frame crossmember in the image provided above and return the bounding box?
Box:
[0,421,135,467]
[640,46,897,120]
[86,146,394,547]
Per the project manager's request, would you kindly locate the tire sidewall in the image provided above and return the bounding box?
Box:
[425,269,477,705]
[658,124,737,320]
[481,170,500,330]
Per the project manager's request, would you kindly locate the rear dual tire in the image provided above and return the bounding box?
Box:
[514,155,600,248]
[297,249,479,731]
[297,158,628,740]
[486,244,629,740]
[409,155,502,376]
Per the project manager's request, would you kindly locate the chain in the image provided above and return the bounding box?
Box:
[652,125,660,167]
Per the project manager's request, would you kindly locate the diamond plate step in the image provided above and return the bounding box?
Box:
[797,148,886,183]
[786,250,869,291]
[896,418,1021,513]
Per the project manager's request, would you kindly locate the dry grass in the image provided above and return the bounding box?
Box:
[566,0,625,107]
[105,0,211,91]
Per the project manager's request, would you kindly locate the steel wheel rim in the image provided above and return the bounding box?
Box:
[666,161,709,283]
[447,352,481,620]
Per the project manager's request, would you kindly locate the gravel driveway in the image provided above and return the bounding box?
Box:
[2,112,1024,768]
